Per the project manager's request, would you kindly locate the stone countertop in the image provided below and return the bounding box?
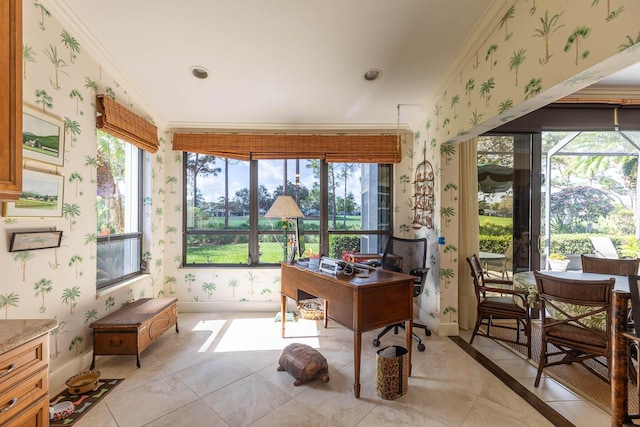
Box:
[0,319,57,354]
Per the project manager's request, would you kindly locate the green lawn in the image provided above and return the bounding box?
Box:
[478,215,512,227]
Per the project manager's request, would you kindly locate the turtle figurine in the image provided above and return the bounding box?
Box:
[277,343,330,386]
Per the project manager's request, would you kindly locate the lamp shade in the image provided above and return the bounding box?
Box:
[264,196,304,219]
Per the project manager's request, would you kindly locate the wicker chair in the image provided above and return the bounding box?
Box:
[533,271,614,387]
[466,254,531,358]
[581,255,640,276]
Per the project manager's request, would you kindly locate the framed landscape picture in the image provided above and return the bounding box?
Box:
[3,170,64,217]
[23,105,65,166]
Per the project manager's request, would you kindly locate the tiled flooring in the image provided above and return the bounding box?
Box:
[63,312,610,426]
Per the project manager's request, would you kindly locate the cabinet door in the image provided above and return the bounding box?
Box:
[0,0,22,202]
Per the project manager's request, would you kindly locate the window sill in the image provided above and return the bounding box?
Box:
[96,273,151,299]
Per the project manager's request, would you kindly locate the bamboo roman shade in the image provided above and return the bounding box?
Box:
[96,95,159,153]
[172,133,401,163]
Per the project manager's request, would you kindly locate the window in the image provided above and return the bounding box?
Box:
[96,130,143,289]
[184,154,392,266]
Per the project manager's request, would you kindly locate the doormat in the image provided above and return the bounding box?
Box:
[49,378,123,426]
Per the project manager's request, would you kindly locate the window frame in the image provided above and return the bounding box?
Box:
[182,153,393,267]
[96,134,145,290]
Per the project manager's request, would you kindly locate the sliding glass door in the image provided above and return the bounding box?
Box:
[478,133,542,277]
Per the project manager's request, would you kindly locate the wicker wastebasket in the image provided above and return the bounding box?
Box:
[376,345,409,400]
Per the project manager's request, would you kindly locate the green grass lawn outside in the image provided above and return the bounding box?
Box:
[186,241,321,264]
[478,215,512,228]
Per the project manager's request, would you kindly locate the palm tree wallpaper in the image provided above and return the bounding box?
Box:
[0,0,638,385]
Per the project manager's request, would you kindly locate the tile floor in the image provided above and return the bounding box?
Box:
[62,312,611,427]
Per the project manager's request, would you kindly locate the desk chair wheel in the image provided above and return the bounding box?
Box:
[372,338,381,347]
[417,343,425,352]
[425,329,431,336]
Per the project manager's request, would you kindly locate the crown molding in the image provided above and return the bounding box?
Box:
[40,0,168,129]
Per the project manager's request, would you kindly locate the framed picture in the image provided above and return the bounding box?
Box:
[9,230,63,252]
[23,105,65,166]
[3,170,64,217]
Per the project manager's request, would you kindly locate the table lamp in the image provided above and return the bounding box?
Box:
[265,195,304,261]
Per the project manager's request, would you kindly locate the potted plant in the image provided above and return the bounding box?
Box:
[548,253,570,271]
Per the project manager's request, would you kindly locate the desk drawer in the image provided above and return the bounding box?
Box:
[0,368,48,426]
[93,331,138,355]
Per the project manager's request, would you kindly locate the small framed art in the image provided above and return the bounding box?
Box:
[23,105,65,166]
[9,230,63,252]
[3,170,64,217]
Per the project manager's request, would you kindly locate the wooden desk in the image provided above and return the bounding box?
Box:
[280,263,415,398]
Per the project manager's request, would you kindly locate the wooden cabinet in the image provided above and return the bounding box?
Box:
[0,334,49,427]
[90,298,179,369]
[0,0,22,202]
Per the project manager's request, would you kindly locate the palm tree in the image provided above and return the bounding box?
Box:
[84,308,98,323]
[499,5,515,40]
[84,233,97,257]
[479,77,495,107]
[201,282,216,299]
[444,244,458,262]
[524,77,543,99]
[68,336,84,356]
[165,176,178,193]
[105,296,116,313]
[498,99,514,114]
[62,203,81,231]
[261,288,272,301]
[228,278,240,297]
[68,172,84,196]
[450,95,460,118]
[440,206,456,227]
[184,273,196,292]
[68,89,84,113]
[61,285,81,314]
[485,44,498,69]
[464,78,475,106]
[83,155,98,181]
[63,117,81,147]
[60,30,81,63]
[49,320,67,359]
[247,272,257,295]
[34,2,51,30]
[43,44,69,90]
[23,43,37,79]
[165,226,177,243]
[439,268,455,288]
[443,306,458,322]
[619,31,640,52]
[509,49,526,87]
[564,26,591,65]
[533,11,564,64]
[84,76,98,103]
[35,89,53,112]
[33,278,53,313]
[69,254,83,278]
[439,143,456,166]
[0,293,19,319]
[433,103,442,130]
[13,251,34,281]
[164,276,177,294]
[443,183,458,201]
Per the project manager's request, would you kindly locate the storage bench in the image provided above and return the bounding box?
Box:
[90,298,178,368]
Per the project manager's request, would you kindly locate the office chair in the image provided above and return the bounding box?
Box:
[371,236,431,352]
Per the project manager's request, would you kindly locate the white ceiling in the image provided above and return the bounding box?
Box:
[43,0,639,131]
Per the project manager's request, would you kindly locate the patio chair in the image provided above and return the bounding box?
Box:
[581,255,640,276]
[466,254,531,358]
[533,271,614,387]
[589,236,620,259]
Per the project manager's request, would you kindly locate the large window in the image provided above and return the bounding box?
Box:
[184,154,392,266]
[96,130,143,289]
